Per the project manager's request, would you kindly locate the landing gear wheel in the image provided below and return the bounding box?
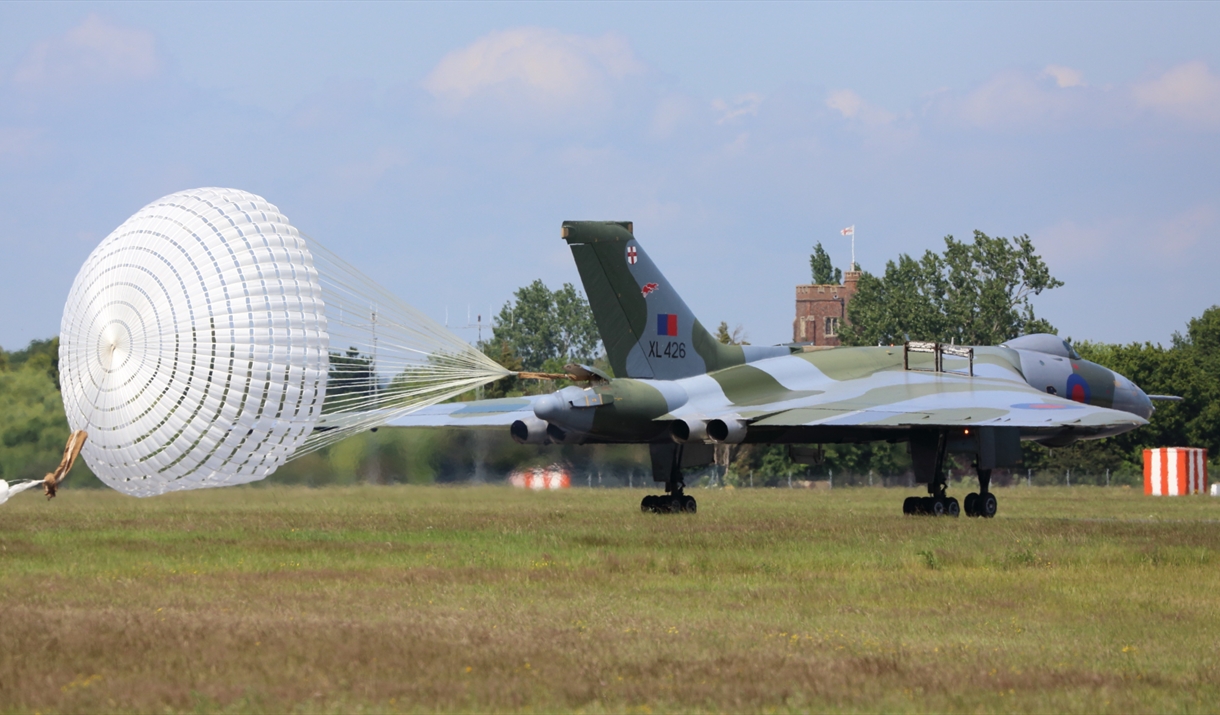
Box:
[979,493,997,519]
[929,498,946,517]
[903,496,919,515]
[944,497,960,518]
[642,492,695,514]
[964,493,979,518]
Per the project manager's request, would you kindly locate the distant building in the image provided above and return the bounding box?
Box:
[793,269,861,346]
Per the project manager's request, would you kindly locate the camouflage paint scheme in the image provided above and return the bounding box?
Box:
[389,221,1151,479]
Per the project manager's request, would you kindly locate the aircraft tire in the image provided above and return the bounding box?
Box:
[903,497,919,515]
[682,495,697,513]
[945,497,960,518]
[929,497,946,517]
[641,495,658,513]
[964,493,980,517]
[979,493,998,519]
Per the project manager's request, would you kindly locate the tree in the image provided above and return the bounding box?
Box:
[840,231,1062,347]
[6,337,60,389]
[324,347,376,412]
[810,242,842,285]
[715,321,749,345]
[484,280,602,372]
[0,339,86,484]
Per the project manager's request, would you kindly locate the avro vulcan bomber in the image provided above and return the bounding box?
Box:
[392,221,1155,517]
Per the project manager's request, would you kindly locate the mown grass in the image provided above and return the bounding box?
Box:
[2,484,1219,713]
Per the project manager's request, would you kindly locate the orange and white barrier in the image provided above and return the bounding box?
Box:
[1144,448,1208,496]
[509,465,571,490]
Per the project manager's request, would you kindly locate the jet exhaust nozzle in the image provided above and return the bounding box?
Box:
[670,417,709,444]
[707,418,747,444]
[510,417,551,445]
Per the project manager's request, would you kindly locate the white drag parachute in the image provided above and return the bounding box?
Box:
[59,188,509,496]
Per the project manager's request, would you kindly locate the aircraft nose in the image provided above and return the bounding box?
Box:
[1111,373,1153,420]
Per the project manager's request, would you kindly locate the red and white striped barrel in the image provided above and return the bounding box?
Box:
[1144,448,1209,496]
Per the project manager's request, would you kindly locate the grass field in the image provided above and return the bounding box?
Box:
[2,484,1219,714]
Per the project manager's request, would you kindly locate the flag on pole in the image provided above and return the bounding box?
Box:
[842,225,857,270]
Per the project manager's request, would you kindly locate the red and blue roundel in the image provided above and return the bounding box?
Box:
[1066,373,1091,403]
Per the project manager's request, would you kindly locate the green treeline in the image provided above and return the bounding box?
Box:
[0,337,93,486]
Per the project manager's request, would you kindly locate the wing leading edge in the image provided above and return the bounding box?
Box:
[383,396,543,428]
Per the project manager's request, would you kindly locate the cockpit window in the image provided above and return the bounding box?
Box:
[1001,333,1077,358]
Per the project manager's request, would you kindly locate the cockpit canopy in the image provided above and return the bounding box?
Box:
[1000,333,1081,360]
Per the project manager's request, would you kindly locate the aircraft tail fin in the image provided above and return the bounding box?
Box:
[561,221,754,380]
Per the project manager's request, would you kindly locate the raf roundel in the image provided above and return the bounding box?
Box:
[1066,373,1091,403]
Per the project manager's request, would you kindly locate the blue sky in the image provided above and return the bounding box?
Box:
[2,2,1218,350]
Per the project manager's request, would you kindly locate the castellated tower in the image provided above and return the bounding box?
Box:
[793,268,861,346]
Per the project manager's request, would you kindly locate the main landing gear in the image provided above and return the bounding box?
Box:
[642,443,697,514]
[903,431,997,518]
[641,488,696,514]
[963,469,998,518]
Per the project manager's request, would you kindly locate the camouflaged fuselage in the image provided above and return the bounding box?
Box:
[529,343,1150,446]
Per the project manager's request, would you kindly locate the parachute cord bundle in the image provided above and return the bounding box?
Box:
[296,234,510,455]
[59,188,510,496]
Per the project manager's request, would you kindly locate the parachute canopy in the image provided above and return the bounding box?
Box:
[60,188,509,496]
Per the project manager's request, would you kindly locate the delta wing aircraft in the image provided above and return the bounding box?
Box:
[391,221,1155,517]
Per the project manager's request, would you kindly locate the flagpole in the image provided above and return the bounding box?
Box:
[851,225,856,271]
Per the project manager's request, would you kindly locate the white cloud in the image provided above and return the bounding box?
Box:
[423,27,644,115]
[826,89,863,118]
[1042,65,1085,89]
[947,71,1080,127]
[1133,61,1220,126]
[650,95,695,138]
[1037,203,1218,267]
[12,14,159,88]
[712,93,763,125]
[826,89,896,125]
